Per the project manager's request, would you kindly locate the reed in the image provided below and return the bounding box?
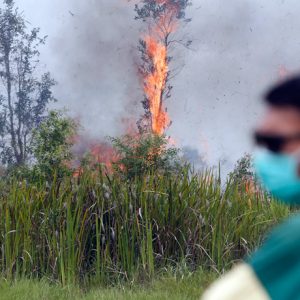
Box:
[0,166,290,285]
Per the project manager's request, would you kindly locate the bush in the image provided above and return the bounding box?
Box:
[30,110,77,181]
[110,133,180,179]
[229,153,254,184]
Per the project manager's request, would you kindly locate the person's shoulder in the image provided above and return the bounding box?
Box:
[248,214,300,300]
[264,213,300,245]
[250,214,300,265]
[201,263,271,300]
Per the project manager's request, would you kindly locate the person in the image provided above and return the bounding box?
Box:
[202,75,300,300]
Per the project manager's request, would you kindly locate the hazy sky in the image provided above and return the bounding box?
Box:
[13,0,300,170]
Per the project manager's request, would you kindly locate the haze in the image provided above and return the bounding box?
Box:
[13,0,300,171]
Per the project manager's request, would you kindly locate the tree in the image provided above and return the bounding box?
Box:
[0,0,56,166]
[229,153,254,185]
[135,0,192,134]
[110,133,180,179]
[31,110,77,180]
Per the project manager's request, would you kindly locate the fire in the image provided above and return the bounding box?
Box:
[90,143,118,170]
[144,36,170,135]
[141,0,181,135]
[72,134,118,176]
[73,143,117,177]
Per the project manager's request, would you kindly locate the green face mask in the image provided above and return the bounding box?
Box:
[254,150,300,205]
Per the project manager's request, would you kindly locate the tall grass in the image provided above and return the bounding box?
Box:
[0,166,290,285]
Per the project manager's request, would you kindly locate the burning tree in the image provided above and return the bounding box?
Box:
[135,0,192,135]
[59,1,193,178]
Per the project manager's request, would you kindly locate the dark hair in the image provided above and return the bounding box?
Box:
[265,76,300,108]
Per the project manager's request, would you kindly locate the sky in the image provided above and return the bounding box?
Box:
[13,0,300,171]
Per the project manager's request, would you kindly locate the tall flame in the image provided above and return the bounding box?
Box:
[141,0,181,135]
[144,36,170,135]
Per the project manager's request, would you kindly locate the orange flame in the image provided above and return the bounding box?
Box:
[90,143,118,171]
[72,134,119,177]
[142,0,181,135]
[144,36,170,135]
[73,143,118,177]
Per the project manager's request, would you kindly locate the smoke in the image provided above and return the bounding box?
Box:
[52,1,142,139]
[167,0,300,170]
[14,0,300,172]
[20,0,142,139]
[182,146,207,170]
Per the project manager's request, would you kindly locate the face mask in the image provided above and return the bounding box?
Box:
[254,150,300,205]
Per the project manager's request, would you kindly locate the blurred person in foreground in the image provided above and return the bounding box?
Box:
[202,75,300,300]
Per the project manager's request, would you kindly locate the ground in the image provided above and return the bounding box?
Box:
[0,271,216,300]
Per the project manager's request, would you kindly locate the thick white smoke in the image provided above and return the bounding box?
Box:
[14,0,300,172]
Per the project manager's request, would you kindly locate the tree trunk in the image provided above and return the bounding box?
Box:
[16,61,24,163]
[4,50,21,165]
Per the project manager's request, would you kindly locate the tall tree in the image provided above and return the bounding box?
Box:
[135,0,192,135]
[0,0,55,166]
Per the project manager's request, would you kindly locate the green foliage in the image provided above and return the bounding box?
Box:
[0,166,289,285]
[110,134,180,179]
[0,0,56,166]
[30,110,77,181]
[134,0,192,22]
[229,153,254,184]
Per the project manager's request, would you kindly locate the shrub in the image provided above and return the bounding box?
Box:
[229,153,254,184]
[30,110,77,181]
[110,133,180,180]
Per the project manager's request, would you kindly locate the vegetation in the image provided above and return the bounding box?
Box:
[110,134,180,179]
[30,110,77,180]
[0,1,292,299]
[6,110,77,182]
[0,270,216,299]
[229,153,254,184]
[0,165,290,287]
[0,0,55,167]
